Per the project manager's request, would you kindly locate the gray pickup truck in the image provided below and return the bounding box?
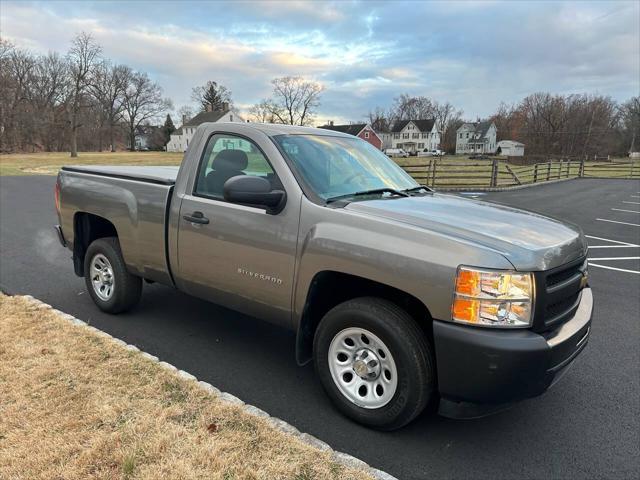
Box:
[55,122,592,430]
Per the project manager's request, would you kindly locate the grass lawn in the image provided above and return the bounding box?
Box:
[0,151,272,177]
[391,155,639,187]
[391,154,470,166]
[0,151,184,176]
[2,151,637,186]
[0,294,373,480]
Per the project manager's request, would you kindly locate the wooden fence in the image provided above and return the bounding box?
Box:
[401,159,640,189]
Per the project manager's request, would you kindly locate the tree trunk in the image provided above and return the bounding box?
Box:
[110,126,116,152]
[98,125,103,152]
[70,125,78,157]
[129,125,136,151]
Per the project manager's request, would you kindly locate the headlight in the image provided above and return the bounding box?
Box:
[452,266,534,328]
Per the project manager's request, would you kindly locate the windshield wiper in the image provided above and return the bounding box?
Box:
[326,188,410,204]
[402,185,432,193]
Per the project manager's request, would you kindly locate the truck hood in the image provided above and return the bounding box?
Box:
[345,193,587,271]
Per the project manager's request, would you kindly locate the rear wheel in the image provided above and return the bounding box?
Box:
[314,297,435,430]
[84,237,142,313]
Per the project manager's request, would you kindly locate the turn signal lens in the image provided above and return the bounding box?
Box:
[455,270,480,296]
[452,298,479,323]
[452,267,533,328]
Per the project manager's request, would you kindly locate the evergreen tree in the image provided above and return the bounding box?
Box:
[162,114,175,145]
[191,81,232,112]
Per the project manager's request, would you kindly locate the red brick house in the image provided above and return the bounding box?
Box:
[319,122,383,150]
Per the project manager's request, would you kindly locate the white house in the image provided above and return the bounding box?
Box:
[456,121,497,154]
[378,119,440,154]
[132,125,161,150]
[497,140,525,156]
[166,103,244,152]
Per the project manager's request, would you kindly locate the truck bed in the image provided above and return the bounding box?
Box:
[58,165,177,287]
[61,165,179,185]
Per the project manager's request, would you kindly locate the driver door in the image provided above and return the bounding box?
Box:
[176,132,298,325]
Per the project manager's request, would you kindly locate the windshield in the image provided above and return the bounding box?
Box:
[273,134,419,201]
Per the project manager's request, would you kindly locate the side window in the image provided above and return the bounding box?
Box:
[194,134,277,199]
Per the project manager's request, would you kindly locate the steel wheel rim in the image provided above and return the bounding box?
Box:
[89,253,114,301]
[328,327,398,409]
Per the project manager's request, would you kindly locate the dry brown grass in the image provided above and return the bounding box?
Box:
[0,151,184,176]
[0,294,373,480]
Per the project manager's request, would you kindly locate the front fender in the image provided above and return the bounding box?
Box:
[292,202,514,329]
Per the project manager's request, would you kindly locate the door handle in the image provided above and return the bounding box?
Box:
[183,211,209,224]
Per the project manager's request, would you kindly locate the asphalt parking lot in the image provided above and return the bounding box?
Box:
[1,176,638,479]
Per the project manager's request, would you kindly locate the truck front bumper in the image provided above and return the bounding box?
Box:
[433,287,592,418]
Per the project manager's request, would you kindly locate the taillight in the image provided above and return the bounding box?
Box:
[54,180,61,213]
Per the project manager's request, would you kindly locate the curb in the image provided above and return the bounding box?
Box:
[18,295,398,480]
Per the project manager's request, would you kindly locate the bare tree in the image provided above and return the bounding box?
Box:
[0,38,12,60]
[65,32,102,157]
[267,76,323,126]
[0,44,37,151]
[489,93,621,156]
[433,101,462,146]
[121,71,172,151]
[490,102,520,142]
[191,80,232,112]
[367,106,392,132]
[91,61,131,151]
[0,33,178,153]
[177,105,194,125]
[248,99,277,123]
[0,40,18,151]
[390,94,435,123]
[619,96,639,154]
[29,52,68,151]
[0,39,14,151]
[441,117,465,153]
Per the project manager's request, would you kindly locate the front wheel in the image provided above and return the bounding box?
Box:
[313,297,435,430]
[84,237,142,314]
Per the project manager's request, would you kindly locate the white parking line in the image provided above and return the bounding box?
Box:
[588,257,640,261]
[623,201,640,205]
[631,195,640,198]
[611,208,640,214]
[596,218,640,227]
[585,235,638,246]
[588,263,640,274]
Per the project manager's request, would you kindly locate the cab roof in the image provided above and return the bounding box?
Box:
[202,122,355,139]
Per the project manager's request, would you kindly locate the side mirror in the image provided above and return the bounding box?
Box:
[223,175,286,214]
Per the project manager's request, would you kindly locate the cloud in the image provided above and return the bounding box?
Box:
[1,0,637,123]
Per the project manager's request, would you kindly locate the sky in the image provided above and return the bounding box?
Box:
[1,0,639,125]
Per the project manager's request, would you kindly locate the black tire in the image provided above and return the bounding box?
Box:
[84,237,142,314]
[314,297,435,430]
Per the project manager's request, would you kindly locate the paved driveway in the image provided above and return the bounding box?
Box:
[1,176,638,479]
